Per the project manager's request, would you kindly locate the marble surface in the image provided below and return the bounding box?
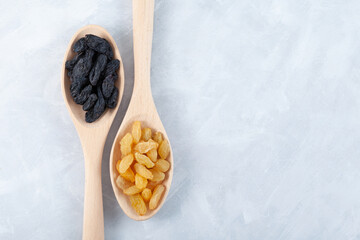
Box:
[1,0,360,239]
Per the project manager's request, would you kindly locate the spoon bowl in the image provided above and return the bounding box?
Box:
[109,0,173,221]
[61,24,124,239]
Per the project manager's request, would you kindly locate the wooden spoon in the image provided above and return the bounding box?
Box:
[61,25,125,239]
[109,0,173,221]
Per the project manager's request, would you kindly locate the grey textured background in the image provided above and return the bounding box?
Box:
[1,0,360,239]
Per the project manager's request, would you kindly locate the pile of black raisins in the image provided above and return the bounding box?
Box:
[65,34,120,123]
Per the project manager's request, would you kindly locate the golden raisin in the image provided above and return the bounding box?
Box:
[116,160,121,174]
[135,173,148,190]
[147,180,162,190]
[120,167,135,182]
[155,159,170,172]
[142,128,152,141]
[141,188,152,202]
[153,132,163,144]
[123,185,142,195]
[118,154,134,174]
[134,140,158,153]
[115,175,132,190]
[149,185,165,210]
[149,168,165,182]
[158,139,170,159]
[120,133,133,156]
[134,163,153,179]
[120,133,133,146]
[121,145,131,156]
[129,194,147,215]
[132,121,141,144]
[146,149,158,162]
[134,152,155,168]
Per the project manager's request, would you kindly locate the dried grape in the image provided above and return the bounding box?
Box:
[74,84,92,105]
[102,74,116,98]
[135,152,155,168]
[146,149,158,162]
[118,154,134,174]
[73,37,87,53]
[123,185,142,195]
[104,59,120,77]
[134,140,158,153]
[106,87,118,109]
[149,185,165,210]
[141,188,152,202]
[85,34,113,59]
[85,87,106,123]
[158,139,170,159]
[89,54,107,86]
[82,93,97,111]
[132,121,141,144]
[142,128,152,141]
[154,159,170,172]
[116,175,131,190]
[153,132,163,144]
[129,194,147,215]
[149,169,165,182]
[135,174,148,190]
[134,163,153,180]
[121,167,135,183]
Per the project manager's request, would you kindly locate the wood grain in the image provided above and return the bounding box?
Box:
[61,25,125,239]
[109,0,174,221]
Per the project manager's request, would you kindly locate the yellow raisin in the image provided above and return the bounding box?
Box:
[147,180,162,190]
[134,163,153,180]
[120,167,135,182]
[142,128,152,141]
[132,121,141,144]
[129,194,147,215]
[134,140,158,153]
[123,185,142,195]
[146,149,158,162]
[158,139,170,159]
[115,175,132,190]
[153,132,163,144]
[155,159,170,172]
[149,185,165,210]
[135,173,148,190]
[118,154,134,174]
[120,132,133,145]
[141,188,152,202]
[121,144,132,156]
[116,160,121,174]
[149,168,165,182]
[134,152,155,168]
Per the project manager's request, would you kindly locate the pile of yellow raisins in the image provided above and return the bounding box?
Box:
[115,121,171,215]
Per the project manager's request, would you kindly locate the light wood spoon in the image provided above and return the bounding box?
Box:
[61,25,125,239]
[109,0,173,221]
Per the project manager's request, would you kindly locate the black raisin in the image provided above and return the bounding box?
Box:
[104,59,120,77]
[106,87,118,109]
[70,76,88,98]
[102,74,116,98]
[73,37,87,53]
[85,87,106,123]
[89,54,108,86]
[65,52,84,71]
[82,93,98,111]
[72,49,95,78]
[85,34,113,59]
[74,85,92,105]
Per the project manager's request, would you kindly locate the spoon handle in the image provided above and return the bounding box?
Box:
[132,0,155,100]
[82,140,104,240]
